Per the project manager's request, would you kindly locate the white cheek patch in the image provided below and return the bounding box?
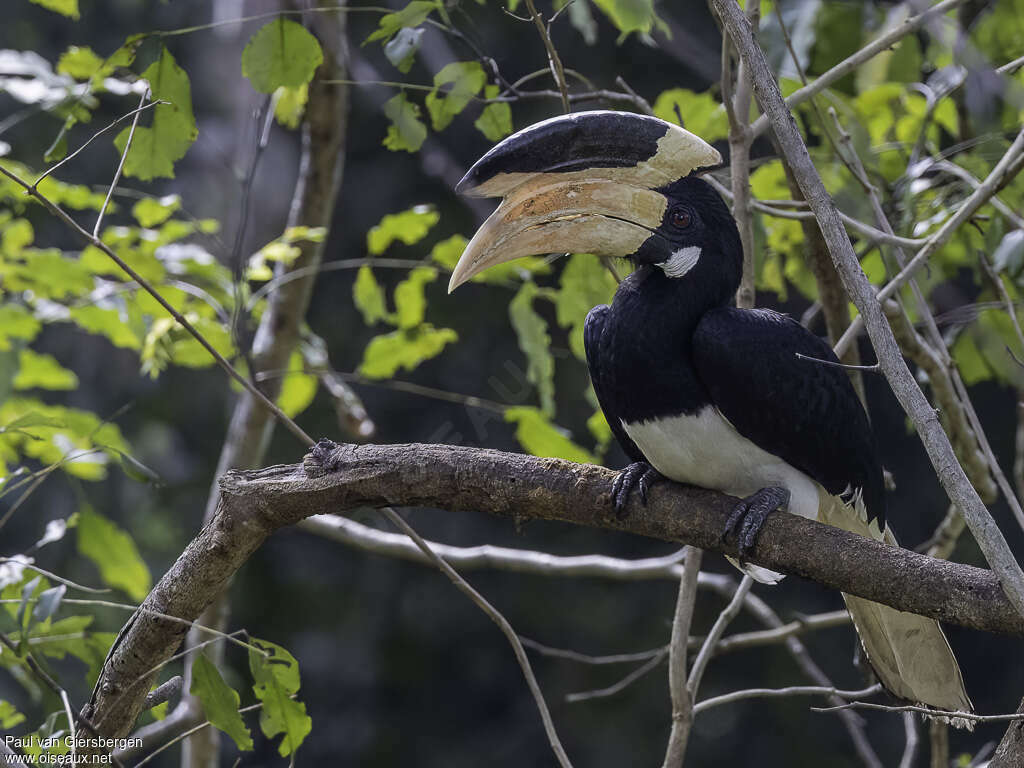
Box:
[659,246,701,278]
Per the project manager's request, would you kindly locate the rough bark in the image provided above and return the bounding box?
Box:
[82,440,1024,750]
[991,698,1024,768]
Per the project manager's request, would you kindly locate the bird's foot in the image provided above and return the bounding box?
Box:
[722,486,790,558]
[611,461,662,516]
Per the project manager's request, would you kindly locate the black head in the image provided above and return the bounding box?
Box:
[629,176,743,305]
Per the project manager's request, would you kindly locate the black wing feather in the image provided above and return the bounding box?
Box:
[692,307,886,526]
[584,304,646,464]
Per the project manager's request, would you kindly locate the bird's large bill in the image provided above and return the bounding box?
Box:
[448,179,666,291]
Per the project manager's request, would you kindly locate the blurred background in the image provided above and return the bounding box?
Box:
[2,0,1024,765]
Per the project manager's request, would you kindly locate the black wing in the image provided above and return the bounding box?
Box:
[584,304,645,464]
[692,307,886,526]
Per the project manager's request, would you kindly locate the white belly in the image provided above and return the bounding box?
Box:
[622,407,822,522]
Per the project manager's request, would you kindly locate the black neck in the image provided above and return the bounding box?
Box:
[602,263,735,423]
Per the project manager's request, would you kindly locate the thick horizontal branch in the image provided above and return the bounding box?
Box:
[84,441,1024,745]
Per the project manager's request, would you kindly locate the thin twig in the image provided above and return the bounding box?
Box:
[566,648,668,703]
[523,0,571,114]
[694,683,881,715]
[32,100,166,187]
[94,89,148,238]
[813,701,1024,723]
[687,575,752,697]
[380,507,574,768]
[662,547,703,768]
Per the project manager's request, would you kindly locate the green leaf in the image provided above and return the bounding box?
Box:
[249,639,312,757]
[114,46,198,180]
[587,407,613,453]
[425,61,486,131]
[29,0,79,19]
[77,508,151,601]
[274,84,308,129]
[591,0,668,39]
[509,283,555,416]
[132,195,181,227]
[242,18,324,94]
[0,305,42,350]
[32,584,65,624]
[277,350,317,419]
[367,205,439,254]
[381,93,427,153]
[2,218,34,253]
[359,325,457,378]
[554,254,618,359]
[0,701,26,729]
[353,265,391,325]
[652,88,729,142]
[191,654,254,751]
[13,349,79,391]
[393,266,437,328]
[429,234,550,284]
[57,46,104,80]
[475,86,513,141]
[384,27,424,73]
[69,306,142,350]
[505,407,596,464]
[365,1,438,44]
[559,0,598,44]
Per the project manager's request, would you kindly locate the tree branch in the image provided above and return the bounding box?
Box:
[82,441,1024,747]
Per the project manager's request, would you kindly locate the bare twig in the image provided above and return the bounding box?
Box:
[523,0,570,114]
[380,507,573,768]
[687,575,753,698]
[694,683,881,715]
[661,547,702,768]
[94,89,148,238]
[813,701,1024,723]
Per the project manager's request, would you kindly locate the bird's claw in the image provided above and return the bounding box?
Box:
[722,486,790,558]
[611,462,662,516]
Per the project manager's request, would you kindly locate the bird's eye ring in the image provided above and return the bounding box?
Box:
[669,207,692,229]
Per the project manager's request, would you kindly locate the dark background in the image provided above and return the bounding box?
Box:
[2,1,1022,765]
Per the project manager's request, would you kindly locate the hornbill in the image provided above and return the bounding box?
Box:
[448,110,972,718]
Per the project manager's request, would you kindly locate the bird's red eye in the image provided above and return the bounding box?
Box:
[670,208,692,229]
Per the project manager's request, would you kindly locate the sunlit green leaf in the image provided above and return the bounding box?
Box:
[132,195,181,227]
[274,83,308,129]
[365,1,438,44]
[77,507,151,601]
[69,305,142,350]
[587,407,613,453]
[114,46,198,180]
[249,639,312,757]
[505,407,596,464]
[242,18,323,94]
[367,205,439,254]
[57,45,103,80]
[425,61,486,131]
[353,265,391,325]
[0,305,42,350]
[277,350,317,419]
[509,283,555,416]
[554,254,617,359]
[0,701,26,729]
[653,88,728,142]
[394,266,437,328]
[475,86,513,141]
[13,349,79,391]
[381,92,427,152]
[29,0,79,19]
[591,0,668,40]
[192,654,254,751]
[359,325,457,378]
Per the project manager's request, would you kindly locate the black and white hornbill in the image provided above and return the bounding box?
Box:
[449,110,972,718]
